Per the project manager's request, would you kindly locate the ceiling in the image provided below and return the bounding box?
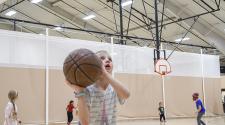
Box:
[0,0,225,65]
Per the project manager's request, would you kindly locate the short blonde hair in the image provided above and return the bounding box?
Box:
[96,50,112,59]
[96,50,110,55]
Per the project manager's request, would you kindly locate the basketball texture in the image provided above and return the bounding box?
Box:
[63,48,102,87]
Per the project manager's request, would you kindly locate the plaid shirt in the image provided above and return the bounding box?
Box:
[84,84,124,125]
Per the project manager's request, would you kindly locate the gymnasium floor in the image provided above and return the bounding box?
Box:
[47,116,225,125]
[118,116,225,125]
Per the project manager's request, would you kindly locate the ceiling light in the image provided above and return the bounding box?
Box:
[83,15,96,20]
[175,37,190,42]
[54,26,62,31]
[5,10,16,16]
[121,0,133,7]
[31,0,43,3]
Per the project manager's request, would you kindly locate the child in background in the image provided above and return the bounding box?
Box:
[158,101,166,122]
[66,100,76,125]
[4,90,21,125]
[192,93,206,125]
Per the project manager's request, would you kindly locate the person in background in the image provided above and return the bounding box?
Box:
[158,101,166,122]
[192,93,206,125]
[66,100,76,125]
[4,90,21,125]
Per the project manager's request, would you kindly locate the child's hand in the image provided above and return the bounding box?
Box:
[65,80,85,93]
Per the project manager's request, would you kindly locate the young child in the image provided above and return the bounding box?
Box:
[158,102,166,122]
[66,100,76,125]
[65,50,130,125]
[192,93,206,125]
[4,90,21,125]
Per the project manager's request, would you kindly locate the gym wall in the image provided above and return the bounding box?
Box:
[0,29,223,124]
[116,74,223,117]
[221,76,225,89]
[0,67,45,124]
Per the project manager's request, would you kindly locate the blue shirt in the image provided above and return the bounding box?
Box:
[196,99,205,113]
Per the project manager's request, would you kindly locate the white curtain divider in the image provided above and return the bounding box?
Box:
[45,28,49,125]
[201,49,206,115]
[0,29,220,78]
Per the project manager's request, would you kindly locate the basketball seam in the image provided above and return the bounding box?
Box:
[64,52,80,76]
[76,65,96,83]
[64,62,76,83]
[64,50,92,65]
[64,51,80,64]
[64,50,101,86]
[64,57,75,65]
[72,52,100,84]
[75,53,96,64]
[77,63,102,83]
[78,63,102,69]
[69,54,97,85]
[64,57,76,76]
[64,51,96,75]
[69,54,80,84]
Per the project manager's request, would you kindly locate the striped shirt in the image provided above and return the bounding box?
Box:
[84,84,124,125]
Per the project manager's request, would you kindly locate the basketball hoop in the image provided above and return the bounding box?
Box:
[155,59,171,76]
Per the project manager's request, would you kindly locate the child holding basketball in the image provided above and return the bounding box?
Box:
[158,101,166,122]
[4,90,21,125]
[66,100,76,125]
[65,50,130,125]
[192,93,206,125]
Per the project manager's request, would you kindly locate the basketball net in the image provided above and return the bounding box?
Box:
[155,59,171,76]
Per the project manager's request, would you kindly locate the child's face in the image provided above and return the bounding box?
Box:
[97,52,113,74]
[192,96,198,101]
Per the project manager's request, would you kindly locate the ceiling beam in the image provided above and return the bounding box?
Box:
[0,16,216,49]
[40,0,103,31]
[163,0,225,55]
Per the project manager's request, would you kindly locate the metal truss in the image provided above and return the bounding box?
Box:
[0,0,221,51]
[0,16,215,49]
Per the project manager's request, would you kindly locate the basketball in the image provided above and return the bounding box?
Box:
[63,48,102,87]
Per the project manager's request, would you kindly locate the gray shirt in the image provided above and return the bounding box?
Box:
[84,84,124,125]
